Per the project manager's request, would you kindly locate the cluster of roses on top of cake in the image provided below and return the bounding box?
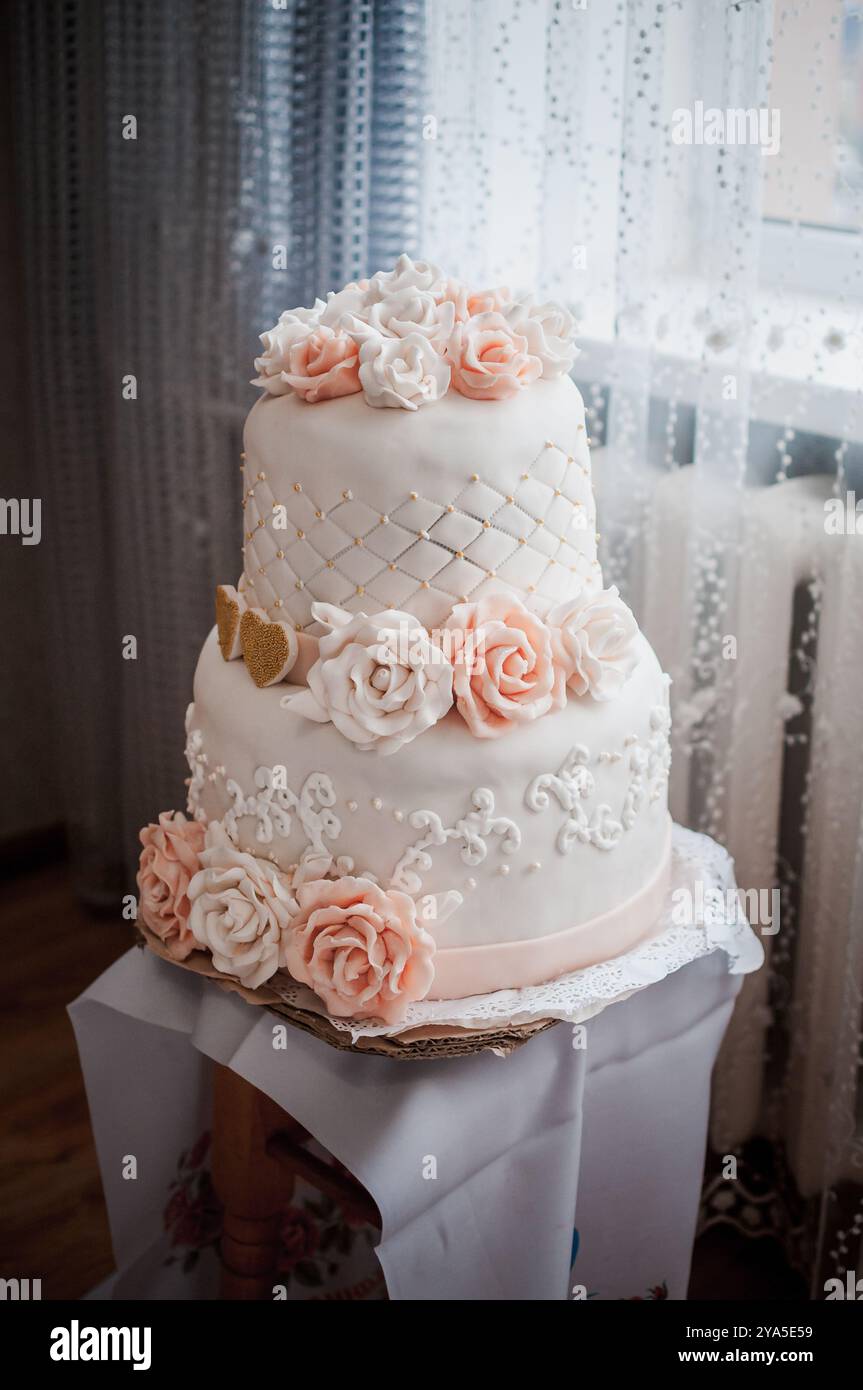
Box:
[251,254,578,410]
[137,815,445,1023]
[282,583,640,755]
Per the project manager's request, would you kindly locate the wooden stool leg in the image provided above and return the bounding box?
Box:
[210,1063,294,1300]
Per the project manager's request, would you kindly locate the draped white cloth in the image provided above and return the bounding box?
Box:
[71,944,741,1301]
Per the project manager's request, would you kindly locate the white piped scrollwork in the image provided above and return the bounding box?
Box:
[390,787,521,895]
[526,700,671,854]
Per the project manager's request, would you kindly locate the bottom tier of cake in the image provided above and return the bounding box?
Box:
[186,628,673,999]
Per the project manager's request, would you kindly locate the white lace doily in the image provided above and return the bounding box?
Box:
[267,825,764,1043]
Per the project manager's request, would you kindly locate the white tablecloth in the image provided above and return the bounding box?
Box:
[70,940,743,1301]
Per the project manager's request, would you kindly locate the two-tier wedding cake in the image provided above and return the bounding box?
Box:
[136,256,672,1025]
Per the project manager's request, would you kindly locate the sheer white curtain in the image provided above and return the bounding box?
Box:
[421,0,863,1291]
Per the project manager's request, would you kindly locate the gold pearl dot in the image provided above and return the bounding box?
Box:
[555,488,561,497]
[409,491,418,501]
[258,567,265,575]
[316,509,324,519]
[296,623,304,632]
[240,451,247,460]
[528,584,536,592]
[356,585,365,596]
[545,439,554,449]
[460,594,469,603]
[326,560,335,569]
[456,550,464,559]
[482,519,491,529]
[421,580,430,589]
[294,482,302,492]
[505,495,514,504]
[274,598,283,608]
[257,470,266,481]
[295,579,304,590]
[418,530,429,540]
[536,518,544,527]
[487,570,496,579]
[276,549,285,559]
[521,472,529,480]
[389,563,397,571]
[595,532,601,541]
[446,504,455,513]
[470,473,479,482]
[355,536,363,546]
[578,423,585,431]
[380,514,389,524]
[296,529,304,539]
[343,489,353,501]
[518,537,526,545]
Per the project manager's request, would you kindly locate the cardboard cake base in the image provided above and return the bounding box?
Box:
[134,927,558,1060]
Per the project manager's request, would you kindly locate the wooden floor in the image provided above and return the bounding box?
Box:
[0,860,126,1298]
[0,856,805,1302]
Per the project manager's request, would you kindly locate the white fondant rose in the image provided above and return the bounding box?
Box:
[320,279,372,328]
[343,287,455,346]
[504,299,579,378]
[285,603,454,754]
[548,586,640,700]
[251,301,325,395]
[358,331,451,410]
[368,253,444,300]
[284,876,437,1023]
[188,823,296,989]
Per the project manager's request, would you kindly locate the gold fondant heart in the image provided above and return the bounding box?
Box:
[240,608,298,688]
[215,584,244,661]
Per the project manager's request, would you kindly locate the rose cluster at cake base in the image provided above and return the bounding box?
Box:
[134,825,762,1046]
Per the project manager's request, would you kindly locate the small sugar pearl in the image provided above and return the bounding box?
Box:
[342,489,353,501]
[257,470,266,481]
[347,800,358,812]
[380,514,389,524]
[409,490,418,501]
[529,861,542,872]
[499,864,510,876]
[466,877,477,891]
[371,797,383,811]
[393,809,405,823]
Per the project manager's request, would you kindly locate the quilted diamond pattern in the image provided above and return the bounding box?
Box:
[240,439,597,631]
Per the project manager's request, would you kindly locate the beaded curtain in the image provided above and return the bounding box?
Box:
[421,0,863,1290]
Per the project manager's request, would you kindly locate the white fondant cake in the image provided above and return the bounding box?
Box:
[137,257,672,1024]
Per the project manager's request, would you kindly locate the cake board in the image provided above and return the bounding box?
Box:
[134,926,558,1059]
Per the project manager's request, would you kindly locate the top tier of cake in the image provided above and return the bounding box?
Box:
[240,374,599,633]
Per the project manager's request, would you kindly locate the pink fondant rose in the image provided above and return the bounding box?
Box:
[284,876,436,1023]
[445,312,542,400]
[443,591,564,738]
[137,811,206,960]
[548,586,640,700]
[187,824,296,989]
[281,324,362,403]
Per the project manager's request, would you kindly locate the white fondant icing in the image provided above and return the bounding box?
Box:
[189,626,670,953]
[240,376,597,630]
